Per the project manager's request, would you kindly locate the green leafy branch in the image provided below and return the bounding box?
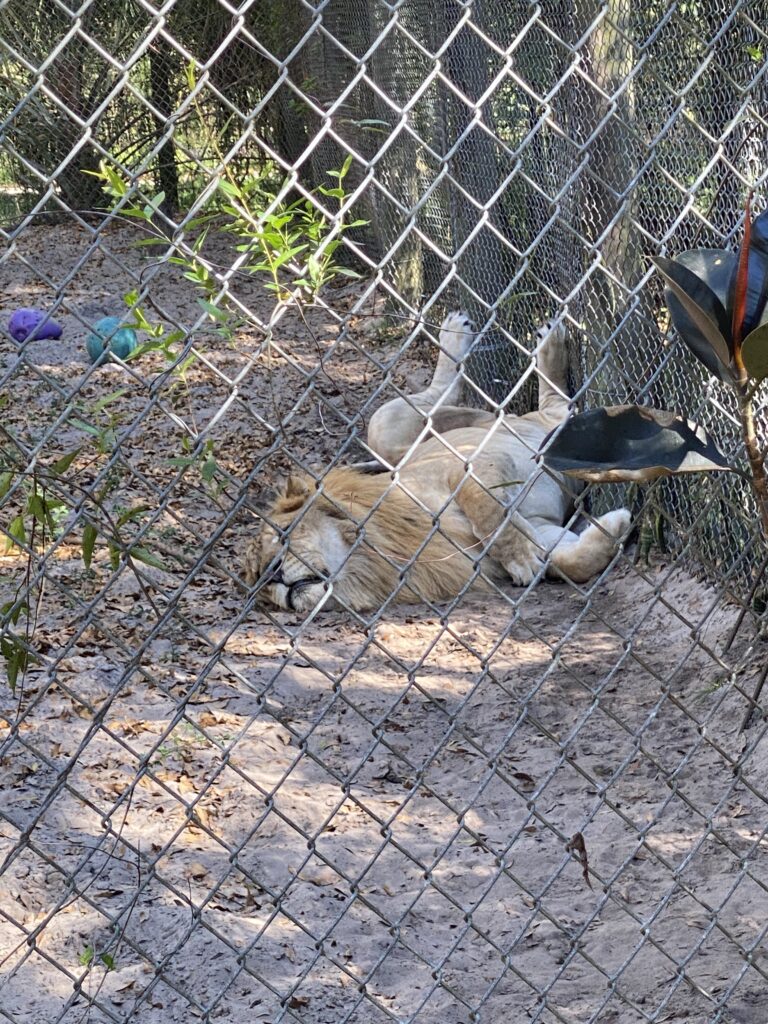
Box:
[217,153,367,298]
[0,400,170,691]
[88,142,367,364]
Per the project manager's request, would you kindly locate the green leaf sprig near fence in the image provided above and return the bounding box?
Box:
[1,131,367,693]
[0,384,175,693]
[85,149,367,382]
[217,154,367,300]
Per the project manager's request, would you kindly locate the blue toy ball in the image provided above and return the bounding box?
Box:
[86,317,137,363]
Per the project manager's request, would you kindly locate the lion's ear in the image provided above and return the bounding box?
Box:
[285,473,312,498]
[271,473,312,501]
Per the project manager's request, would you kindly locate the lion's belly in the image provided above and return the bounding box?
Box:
[396,419,570,526]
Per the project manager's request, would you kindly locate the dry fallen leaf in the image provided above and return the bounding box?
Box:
[566,831,593,890]
[298,865,340,887]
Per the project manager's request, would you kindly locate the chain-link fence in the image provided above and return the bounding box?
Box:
[2,2,768,1022]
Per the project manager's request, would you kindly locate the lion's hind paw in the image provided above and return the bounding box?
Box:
[439,311,475,362]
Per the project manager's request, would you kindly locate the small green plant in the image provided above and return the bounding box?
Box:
[89,65,367,344]
[70,388,128,455]
[217,155,366,299]
[152,721,210,765]
[1,461,72,554]
[0,599,33,692]
[0,448,79,691]
[91,151,366,332]
[78,944,115,971]
[0,387,170,691]
[167,437,221,496]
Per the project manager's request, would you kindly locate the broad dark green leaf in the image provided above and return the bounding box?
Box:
[751,208,768,252]
[542,405,733,483]
[652,255,733,375]
[740,207,768,336]
[674,248,735,307]
[726,207,768,339]
[741,322,768,381]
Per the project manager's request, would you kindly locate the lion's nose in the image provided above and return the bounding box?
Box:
[265,562,285,585]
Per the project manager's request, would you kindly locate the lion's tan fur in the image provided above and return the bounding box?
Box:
[263,467,500,608]
[245,312,631,612]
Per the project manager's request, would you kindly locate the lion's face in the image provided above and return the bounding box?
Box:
[244,480,353,611]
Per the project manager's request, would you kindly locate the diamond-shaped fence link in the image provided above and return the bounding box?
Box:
[2,2,768,1022]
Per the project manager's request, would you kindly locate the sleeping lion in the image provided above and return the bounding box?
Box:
[244,313,631,612]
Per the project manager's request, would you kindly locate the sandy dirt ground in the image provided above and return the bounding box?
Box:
[2,224,768,1024]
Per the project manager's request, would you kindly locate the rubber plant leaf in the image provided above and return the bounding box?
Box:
[661,249,736,382]
[741,322,768,382]
[542,405,733,483]
[651,256,733,373]
[734,205,768,340]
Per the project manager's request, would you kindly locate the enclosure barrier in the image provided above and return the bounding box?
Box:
[1,2,768,1022]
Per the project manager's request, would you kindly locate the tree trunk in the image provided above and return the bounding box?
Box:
[149,38,180,217]
[562,0,645,412]
[46,50,102,211]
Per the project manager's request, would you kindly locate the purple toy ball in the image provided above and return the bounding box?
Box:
[8,308,63,343]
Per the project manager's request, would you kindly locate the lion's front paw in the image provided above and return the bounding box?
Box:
[502,550,545,586]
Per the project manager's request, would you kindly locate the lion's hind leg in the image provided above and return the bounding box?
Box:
[453,475,545,586]
[367,311,479,464]
[535,319,570,420]
[454,465,631,588]
[540,510,631,583]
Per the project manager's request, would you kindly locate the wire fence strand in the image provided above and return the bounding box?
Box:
[2,2,768,1023]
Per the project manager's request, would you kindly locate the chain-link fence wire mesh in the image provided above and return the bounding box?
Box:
[3,1,768,1022]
